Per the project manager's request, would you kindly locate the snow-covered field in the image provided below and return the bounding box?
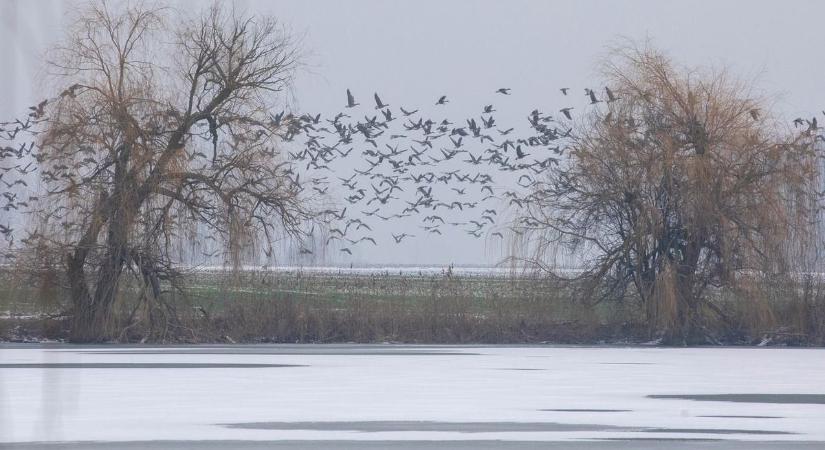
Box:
[1,345,825,448]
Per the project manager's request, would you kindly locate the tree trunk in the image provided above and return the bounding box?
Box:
[671,235,704,344]
[67,195,107,342]
[68,143,134,342]
[67,249,98,342]
[68,218,129,342]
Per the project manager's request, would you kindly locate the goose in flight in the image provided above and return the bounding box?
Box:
[586,89,600,105]
[374,93,389,109]
[605,86,618,103]
[750,108,760,120]
[392,233,414,243]
[346,89,359,108]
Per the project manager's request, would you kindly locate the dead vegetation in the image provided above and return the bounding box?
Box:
[2,266,823,345]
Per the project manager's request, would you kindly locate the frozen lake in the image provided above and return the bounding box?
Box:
[1,345,825,449]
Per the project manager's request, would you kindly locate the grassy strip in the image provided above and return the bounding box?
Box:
[0,268,823,345]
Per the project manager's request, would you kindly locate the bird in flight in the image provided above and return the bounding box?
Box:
[749,108,760,120]
[392,233,414,243]
[604,86,618,103]
[496,88,511,95]
[346,89,359,108]
[374,93,389,109]
[560,88,569,96]
[436,95,448,105]
[560,107,574,120]
[586,88,600,105]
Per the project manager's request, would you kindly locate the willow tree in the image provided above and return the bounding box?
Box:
[20,2,314,342]
[516,45,821,343]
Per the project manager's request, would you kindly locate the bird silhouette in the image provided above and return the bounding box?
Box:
[346,89,359,108]
[604,86,618,103]
[750,109,760,120]
[392,233,414,243]
[374,93,389,109]
[586,89,600,104]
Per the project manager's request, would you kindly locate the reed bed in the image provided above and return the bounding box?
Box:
[1,267,823,345]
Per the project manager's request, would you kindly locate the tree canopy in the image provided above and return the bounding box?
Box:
[11,2,315,341]
[515,45,822,342]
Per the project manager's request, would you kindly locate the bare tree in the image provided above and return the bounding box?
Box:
[9,2,315,342]
[514,44,821,343]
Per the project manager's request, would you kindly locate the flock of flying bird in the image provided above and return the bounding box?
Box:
[270,85,825,259]
[3,84,821,260]
[272,86,597,258]
[1,85,589,256]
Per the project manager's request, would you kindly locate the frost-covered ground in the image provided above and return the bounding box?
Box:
[1,345,825,449]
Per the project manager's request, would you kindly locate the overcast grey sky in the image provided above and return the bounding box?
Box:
[3,0,825,266]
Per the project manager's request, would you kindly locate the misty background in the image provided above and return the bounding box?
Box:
[2,0,824,267]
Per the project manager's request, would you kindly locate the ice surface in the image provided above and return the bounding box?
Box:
[1,345,824,445]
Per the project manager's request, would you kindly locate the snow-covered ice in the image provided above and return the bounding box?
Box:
[1,345,824,447]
